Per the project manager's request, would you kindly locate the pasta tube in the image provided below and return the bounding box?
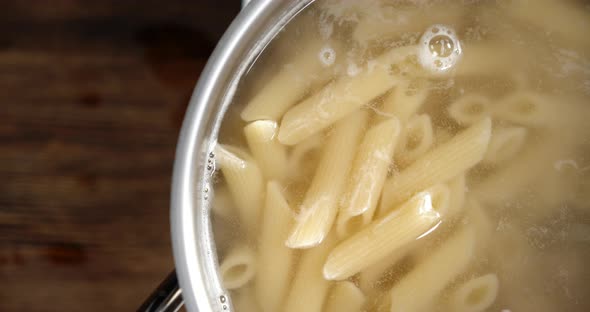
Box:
[255,182,296,312]
[219,245,256,290]
[447,174,466,217]
[381,117,491,211]
[473,137,557,205]
[244,120,288,180]
[336,117,401,238]
[278,45,418,145]
[388,224,476,312]
[493,91,555,126]
[211,185,235,221]
[233,286,260,312]
[358,247,409,295]
[324,281,366,312]
[395,114,435,167]
[286,111,368,248]
[324,184,450,280]
[505,0,590,50]
[448,273,499,312]
[284,235,337,312]
[379,79,431,122]
[241,39,338,121]
[447,94,491,126]
[215,144,264,236]
[482,126,527,164]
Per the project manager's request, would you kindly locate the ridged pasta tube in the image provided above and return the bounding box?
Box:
[244,120,288,180]
[448,273,499,312]
[278,46,418,145]
[336,117,401,238]
[324,281,366,312]
[255,181,295,312]
[284,235,337,312]
[219,245,256,290]
[241,39,338,122]
[324,184,450,280]
[388,224,476,312]
[447,94,491,125]
[395,114,435,166]
[215,144,264,236]
[381,117,491,211]
[482,126,527,164]
[286,111,368,248]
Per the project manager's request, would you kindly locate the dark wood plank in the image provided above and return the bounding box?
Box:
[0,1,241,311]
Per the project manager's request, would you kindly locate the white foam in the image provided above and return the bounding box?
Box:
[318,46,336,67]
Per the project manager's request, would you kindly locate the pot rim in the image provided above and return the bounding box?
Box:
[170,1,314,311]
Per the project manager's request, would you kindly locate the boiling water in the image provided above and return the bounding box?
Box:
[210,1,590,311]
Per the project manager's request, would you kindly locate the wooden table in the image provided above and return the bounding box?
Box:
[0,1,239,310]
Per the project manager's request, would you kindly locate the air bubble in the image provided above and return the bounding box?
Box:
[318,46,336,67]
[220,295,227,303]
[429,35,455,57]
[418,24,462,74]
[347,62,361,77]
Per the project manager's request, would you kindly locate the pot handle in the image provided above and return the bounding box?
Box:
[137,270,184,312]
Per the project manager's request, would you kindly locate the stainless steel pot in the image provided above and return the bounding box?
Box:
[140,1,314,311]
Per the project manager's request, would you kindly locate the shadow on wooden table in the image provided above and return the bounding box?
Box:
[0,1,239,311]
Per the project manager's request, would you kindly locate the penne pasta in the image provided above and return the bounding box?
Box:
[255,181,296,312]
[472,137,558,205]
[358,247,409,295]
[447,94,491,126]
[278,45,418,145]
[241,39,338,122]
[219,245,256,290]
[388,224,476,312]
[211,185,235,221]
[215,144,265,236]
[208,1,590,309]
[379,79,431,122]
[505,0,590,51]
[336,117,401,238]
[233,286,261,312]
[244,120,288,180]
[482,126,527,164]
[324,281,366,312]
[324,184,450,280]
[493,91,556,127]
[395,114,435,167]
[447,174,466,217]
[464,198,493,255]
[381,118,492,211]
[286,111,368,249]
[286,131,324,184]
[435,128,454,146]
[448,273,499,312]
[284,235,337,312]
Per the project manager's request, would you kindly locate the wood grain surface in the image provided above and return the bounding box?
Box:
[0,1,240,311]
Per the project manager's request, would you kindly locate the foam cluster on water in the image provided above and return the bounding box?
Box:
[418,24,462,74]
[319,45,336,66]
